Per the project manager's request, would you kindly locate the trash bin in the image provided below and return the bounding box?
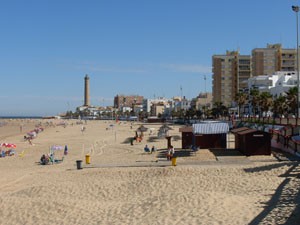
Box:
[76,160,83,170]
[171,157,177,166]
[85,154,91,164]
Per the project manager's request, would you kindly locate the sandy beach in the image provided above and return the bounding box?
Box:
[0,119,299,225]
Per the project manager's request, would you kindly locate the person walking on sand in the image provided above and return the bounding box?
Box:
[81,125,86,134]
[28,137,33,145]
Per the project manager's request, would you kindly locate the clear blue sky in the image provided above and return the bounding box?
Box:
[0,0,299,116]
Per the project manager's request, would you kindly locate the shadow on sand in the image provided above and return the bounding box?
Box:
[245,151,300,225]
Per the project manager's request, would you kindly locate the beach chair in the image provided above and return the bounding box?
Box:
[54,156,64,163]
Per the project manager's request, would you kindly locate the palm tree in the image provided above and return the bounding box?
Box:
[201,105,207,119]
[259,92,273,117]
[138,111,148,121]
[195,109,202,119]
[286,87,298,116]
[235,91,248,117]
[250,89,260,116]
[186,108,196,120]
[273,95,287,118]
[212,102,228,118]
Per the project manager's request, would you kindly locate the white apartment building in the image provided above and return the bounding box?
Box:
[143,96,193,117]
[174,98,191,112]
[143,97,172,113]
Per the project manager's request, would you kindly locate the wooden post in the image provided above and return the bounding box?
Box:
[166,136,172,149]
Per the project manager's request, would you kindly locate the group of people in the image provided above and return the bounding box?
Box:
[0,149,15,157]
[40,152,66,165]
[144,145,156,154]
[143,144,175,159]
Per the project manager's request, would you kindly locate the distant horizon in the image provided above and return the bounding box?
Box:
[0,116,44,119]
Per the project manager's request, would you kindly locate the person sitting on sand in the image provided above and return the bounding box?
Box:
[144,145,150,153]
[40,154,47,165]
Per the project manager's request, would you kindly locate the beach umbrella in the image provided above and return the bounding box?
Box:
[159,124,173,131]
[159,125,173,133]
[1,143,17,148]
[137,125,148,132]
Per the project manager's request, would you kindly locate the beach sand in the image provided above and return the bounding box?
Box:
[0,119,299,225]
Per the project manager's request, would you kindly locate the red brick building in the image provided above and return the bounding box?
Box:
[114,95,144,109]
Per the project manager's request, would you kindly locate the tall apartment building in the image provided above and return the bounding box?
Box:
[237,55,252,91]
[212,51,251,106]
[252,44,297,76]
[212,44,298,107]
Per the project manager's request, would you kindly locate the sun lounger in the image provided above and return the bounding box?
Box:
[54,156,64,163]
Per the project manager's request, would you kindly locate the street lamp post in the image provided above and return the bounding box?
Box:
[204,75,207,119]
[292,5,300,118]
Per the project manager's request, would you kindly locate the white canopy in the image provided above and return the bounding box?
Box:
[193,122,229,134]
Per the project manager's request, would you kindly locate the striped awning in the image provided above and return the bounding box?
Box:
[192,122,229,134]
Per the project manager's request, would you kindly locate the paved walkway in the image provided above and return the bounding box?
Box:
[81,148,300,169]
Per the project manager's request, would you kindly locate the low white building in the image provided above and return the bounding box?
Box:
[270,72,297,97]
[248,71,297,97]
[244,71,297,115]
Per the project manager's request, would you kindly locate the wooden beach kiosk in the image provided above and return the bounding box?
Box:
[180,122,229,149]
[231,127,271,156]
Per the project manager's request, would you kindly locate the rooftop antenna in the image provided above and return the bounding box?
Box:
[204,75,207,95]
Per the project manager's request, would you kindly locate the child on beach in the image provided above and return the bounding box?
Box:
[167,145,175,160]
